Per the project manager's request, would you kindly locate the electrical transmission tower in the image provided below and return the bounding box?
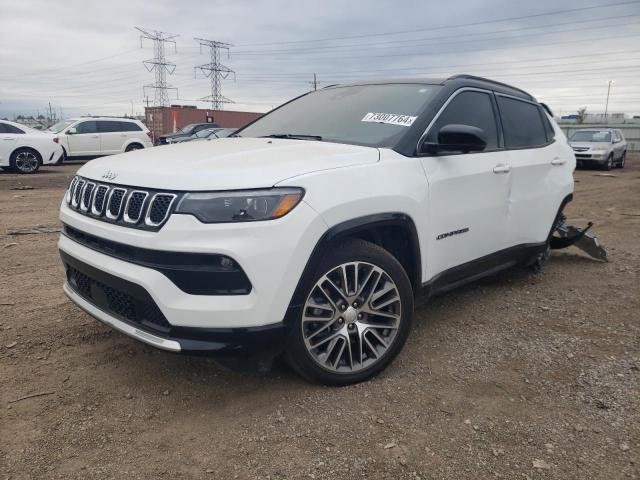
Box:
[194,38,235,110]
[135,27,179,107]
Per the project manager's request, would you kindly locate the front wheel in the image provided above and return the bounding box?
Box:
[603,154,613,171]
[10,148,41,174]
[285,239,414,385]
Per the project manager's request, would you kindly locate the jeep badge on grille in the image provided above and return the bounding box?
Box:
[102,170,118,181]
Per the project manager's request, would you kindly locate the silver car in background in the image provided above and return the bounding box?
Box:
[569,128,627,170]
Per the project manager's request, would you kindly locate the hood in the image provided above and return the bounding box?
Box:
[78,137,379,190]
[569,141,609,149]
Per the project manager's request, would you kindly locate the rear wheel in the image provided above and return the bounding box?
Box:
[125,143,143,152]
[285,239,413,385]
[10,148,41,174]
[619,151,626,168]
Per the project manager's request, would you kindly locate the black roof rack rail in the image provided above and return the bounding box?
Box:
[446,74,534,100]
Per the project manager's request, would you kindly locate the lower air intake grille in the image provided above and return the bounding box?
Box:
[65,262,171,332]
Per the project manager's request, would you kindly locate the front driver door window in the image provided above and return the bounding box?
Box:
[68,121,100,156]
[420,89,510,280]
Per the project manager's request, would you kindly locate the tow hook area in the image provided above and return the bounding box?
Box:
[550,214,608,262]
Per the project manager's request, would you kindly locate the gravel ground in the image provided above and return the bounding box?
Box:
[0,156,639,479]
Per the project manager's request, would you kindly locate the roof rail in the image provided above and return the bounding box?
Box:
[446,74,533,100]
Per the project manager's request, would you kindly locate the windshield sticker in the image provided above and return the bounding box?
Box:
[361,112,417,127]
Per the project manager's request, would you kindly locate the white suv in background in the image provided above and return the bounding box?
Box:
[59,75,575,385]
[48,117,152,160]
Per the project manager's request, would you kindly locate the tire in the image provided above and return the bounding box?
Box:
[284,239,414,386]
[619,151,626,169]
[125,143,143,152]
[10,147,41,174]
[603,154,613,171]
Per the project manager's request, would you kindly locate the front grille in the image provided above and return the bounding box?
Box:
[124,191,148,223]
[107,188,126,219]
[66,262,171,332]
[572,147,589,152]
[575,154,592,159]
[67,176,180,231]
[147,194,177,226]
[92,185,109,215]
[80,182,95,211]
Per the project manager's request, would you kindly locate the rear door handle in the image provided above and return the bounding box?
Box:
[493,164,511,174]
[551,157,566,166]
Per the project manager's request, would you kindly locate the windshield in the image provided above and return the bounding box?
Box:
[237,83,441,147]
[48,119,76,133]
[180,124,199,134]
[571,131,611,142]
[195,128,219,138]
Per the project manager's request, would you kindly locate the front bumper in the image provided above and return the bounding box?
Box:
[59,198,325,329]
[61,249,288,356]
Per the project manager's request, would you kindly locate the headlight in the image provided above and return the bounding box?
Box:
[175,188,304,223]
[592,146,607,152]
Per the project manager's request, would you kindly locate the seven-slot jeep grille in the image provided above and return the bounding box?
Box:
[66,176,179,231]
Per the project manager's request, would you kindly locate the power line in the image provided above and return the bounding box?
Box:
[234,15,640,54]
[135,26,179,107]
[193,38,235,109]
[235,0,640,46]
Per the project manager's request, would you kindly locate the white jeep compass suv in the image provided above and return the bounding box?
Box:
[59,75,575,385]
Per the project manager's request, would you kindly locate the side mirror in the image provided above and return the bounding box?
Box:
[67,127,77,135]
[420,124,487,154]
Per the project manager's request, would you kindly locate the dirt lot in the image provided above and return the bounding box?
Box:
[0,157,639,479]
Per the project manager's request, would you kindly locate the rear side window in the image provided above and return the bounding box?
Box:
[427,90,499,149]
[0,123,25,134]
[75,121,97,134]
[97,121,121,133]
[118,121,142,132]
[497,96,548,148]
[541,111,556,142]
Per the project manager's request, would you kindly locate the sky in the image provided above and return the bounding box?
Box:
[1,0,639,119]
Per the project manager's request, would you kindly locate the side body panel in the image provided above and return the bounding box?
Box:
[505,119,574,246]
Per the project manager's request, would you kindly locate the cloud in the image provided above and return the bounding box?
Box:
[1,0,639,118]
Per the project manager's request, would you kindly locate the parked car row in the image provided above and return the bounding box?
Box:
[1,116,239,174]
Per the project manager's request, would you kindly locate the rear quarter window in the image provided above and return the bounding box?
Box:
[119,121,142,132]
[497,96,548,148]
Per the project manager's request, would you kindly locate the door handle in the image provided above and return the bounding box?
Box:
[91,135,99,138]
[551,157,566,166]
[493,164,511,174]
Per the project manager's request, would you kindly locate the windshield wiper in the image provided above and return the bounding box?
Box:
[260,133,323,141]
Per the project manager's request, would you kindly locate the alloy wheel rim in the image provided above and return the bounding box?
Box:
[15,151,38,172]
[301,261,402,373]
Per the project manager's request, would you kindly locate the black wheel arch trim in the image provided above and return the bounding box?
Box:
[283,212,421,327]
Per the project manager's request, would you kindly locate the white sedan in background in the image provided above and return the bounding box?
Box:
[0,120,63,174]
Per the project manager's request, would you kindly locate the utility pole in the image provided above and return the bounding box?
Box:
[135,27,179,107]
[194,38,234,110]
[604,80,614,121]
[312,73,317,91]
